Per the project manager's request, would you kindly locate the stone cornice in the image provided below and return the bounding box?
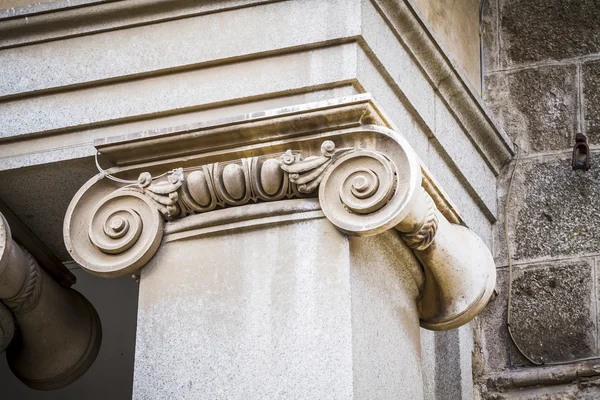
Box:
[1,0,513,173]
[64,96,495,330]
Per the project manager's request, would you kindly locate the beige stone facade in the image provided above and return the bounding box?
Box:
[3,0,594,399]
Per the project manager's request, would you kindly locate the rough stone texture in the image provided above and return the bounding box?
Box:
[509,260,597,365]
[499,0,600,67]
[583,59,600,145]
[473,270,512,376]
[481,377,600,399]
[491,158,517,267]
[511,153,600,262]
[484,65,576,153]
[479,0,600,398]
[435,330,463,400]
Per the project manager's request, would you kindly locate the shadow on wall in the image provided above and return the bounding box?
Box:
[0,269,139,400]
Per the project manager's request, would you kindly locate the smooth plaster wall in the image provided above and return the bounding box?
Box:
[0,268,138,400]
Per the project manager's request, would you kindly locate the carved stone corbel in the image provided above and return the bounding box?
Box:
[0,214,101,390]
[64,96,496,331]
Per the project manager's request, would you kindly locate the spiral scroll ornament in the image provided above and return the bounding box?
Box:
[84,190,163,276]
[318,149,403,235]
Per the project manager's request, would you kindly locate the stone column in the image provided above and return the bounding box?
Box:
[64,96,496,399]
[134,208,426,398]
[0,214,102,390]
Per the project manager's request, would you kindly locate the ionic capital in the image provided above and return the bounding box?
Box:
[64,95,495,330]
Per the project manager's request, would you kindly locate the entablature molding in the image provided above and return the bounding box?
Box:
[1,0,512,179]
[64,95,495,331]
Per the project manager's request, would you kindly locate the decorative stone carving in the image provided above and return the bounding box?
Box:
[86,190,163,276]
[398,189,439,251]
[64,96,496,330]
[0,214,101,390]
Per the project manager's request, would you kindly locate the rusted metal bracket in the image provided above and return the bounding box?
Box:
[572,132,591,171]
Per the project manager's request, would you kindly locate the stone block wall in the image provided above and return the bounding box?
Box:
[476,0,600,398]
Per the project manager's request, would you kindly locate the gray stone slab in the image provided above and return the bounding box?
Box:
[361,0,435,131]
[473,269,512,375]
[0,44,358,139]
[133,219,426,399]
[0,0,106,20]
[499,0,600,67]
[583,60,600,145]
[434,94,497,218]
[484,65,576,154]
[509,259,597,366]
[0,0,360,98]
[509,153,600,262]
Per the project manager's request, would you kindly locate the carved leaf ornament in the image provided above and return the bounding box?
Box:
[83,140,423,267]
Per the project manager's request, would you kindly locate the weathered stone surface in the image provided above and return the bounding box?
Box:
[509,260,596,365]
[134,219,425,399]
[499,0,600,66]
[482,0,499,74]
[485,65,576,153]
[583,60,600,145]
[473,270,513,376]
[481,377,600,400]
[510,153,600,261]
